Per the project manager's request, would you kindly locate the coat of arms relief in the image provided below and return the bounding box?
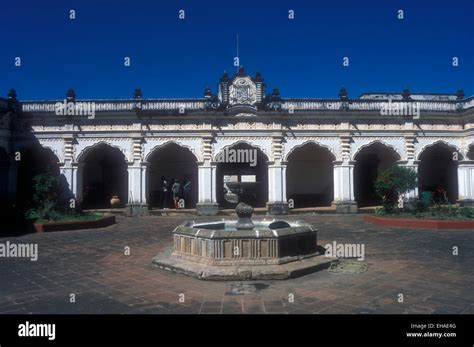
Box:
[229,77,257,106]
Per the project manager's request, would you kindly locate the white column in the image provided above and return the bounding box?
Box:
[196,163,218,215]
[141,162,148,205]
[267,163,289,215]
[332,161,357,213]
[458,161,474,206]
[61,164,73,194]
[127,162,146,205]
[400,163,419,200]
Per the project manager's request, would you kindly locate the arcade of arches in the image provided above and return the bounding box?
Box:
[2,140,474,214]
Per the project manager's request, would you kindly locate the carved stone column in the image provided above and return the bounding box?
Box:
[127,136,148,215]
[400,134,419,201]
[196,135,219,215]
[61,135,77,202]
[266,133,289,215]
[332,134,357,213]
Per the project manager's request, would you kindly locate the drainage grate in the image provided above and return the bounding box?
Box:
[226,283,269,295]
[327,259,368,274]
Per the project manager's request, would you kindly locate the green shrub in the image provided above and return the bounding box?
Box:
[374,165,418,213]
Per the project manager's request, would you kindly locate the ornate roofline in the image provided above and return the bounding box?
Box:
[19,96,474,113]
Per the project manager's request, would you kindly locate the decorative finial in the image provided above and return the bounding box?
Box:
[66,89,76,102]
[456,89,464,100]
[8,88,17,99]
[134,88,142,99]
[339,86,348,100]
[204,86,212,98]
[221,70,229,82]
[402,87,411,100]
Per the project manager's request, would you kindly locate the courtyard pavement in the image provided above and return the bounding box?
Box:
[0,214,473,314]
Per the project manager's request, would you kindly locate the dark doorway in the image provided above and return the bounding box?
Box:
[354,143,400,207]
[0,147,9,205]
[216,143,268,208]
[418,143,459,204]
[81,144,128,209]
[16,145,60,211]
[286,143,335,208]
[147,143,198,209]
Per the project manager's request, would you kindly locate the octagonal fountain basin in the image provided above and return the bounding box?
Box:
[152,217,334,281]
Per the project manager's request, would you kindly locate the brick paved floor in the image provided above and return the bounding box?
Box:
[0,215,473,314]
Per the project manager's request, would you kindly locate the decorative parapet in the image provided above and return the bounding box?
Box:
[19,96,474,114]
[21,99,207,113]
[283,99,467,112]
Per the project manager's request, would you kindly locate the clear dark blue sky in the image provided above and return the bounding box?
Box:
[1,0,473,100]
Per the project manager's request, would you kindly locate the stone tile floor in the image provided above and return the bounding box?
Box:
[0,215,473,314]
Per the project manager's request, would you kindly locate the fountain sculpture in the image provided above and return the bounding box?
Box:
[152,202,333,280]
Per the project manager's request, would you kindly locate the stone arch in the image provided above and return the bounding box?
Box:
[0,147,10,208]
[15,144,62,211]
[418,141,459,203]
[213,139,270,162]
[467,142,474,160]
[284,140,337,162]
[214,141,269,208]
[352,139,402,161]
[144,140,199,163]
[416,139,463,161]
[79,142,129,209]
[76,140,130,163]
[146,142,198,209]
[353,141,401,207]
[286,142,335,208]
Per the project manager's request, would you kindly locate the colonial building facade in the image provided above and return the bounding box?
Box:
[1,68,473,215]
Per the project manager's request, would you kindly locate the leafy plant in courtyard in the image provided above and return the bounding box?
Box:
[25,170,60,220]
[374,165,417,213]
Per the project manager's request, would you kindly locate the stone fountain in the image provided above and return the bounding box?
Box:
[152,202,333,280]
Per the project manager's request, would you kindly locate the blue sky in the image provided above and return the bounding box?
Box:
[0,0,472,100]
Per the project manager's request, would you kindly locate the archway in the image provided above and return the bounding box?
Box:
[286,143,335,208]
[216,142,268,208]
[418,142,459,203]
[16,145,61,211]
[147,143,198,209]
[354,142,400,207]
[0,147,10,206]
[467,144,474,160]
[80,144,128,209]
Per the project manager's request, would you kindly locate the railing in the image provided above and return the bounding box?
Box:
[20,97,474,113]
